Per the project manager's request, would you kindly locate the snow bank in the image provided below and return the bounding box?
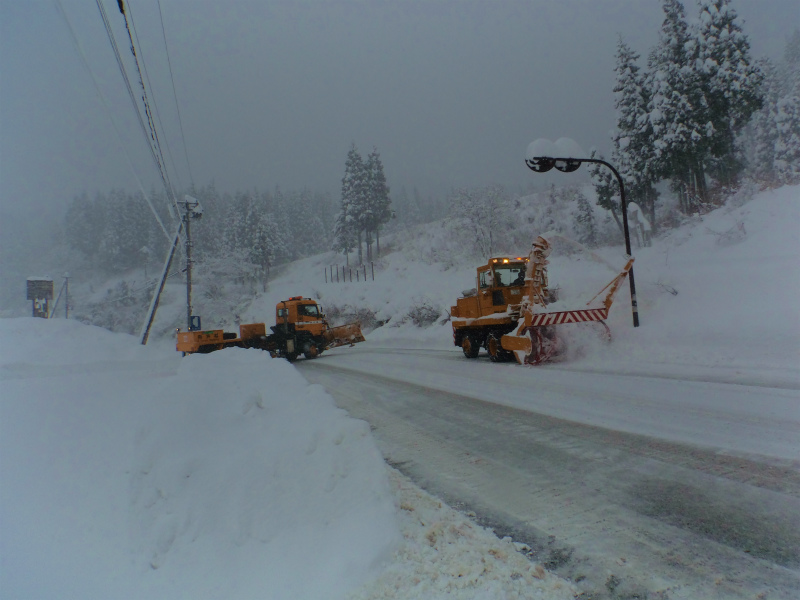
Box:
[348,469,575,600]
[596,184,800,383]
[0,318,400,599]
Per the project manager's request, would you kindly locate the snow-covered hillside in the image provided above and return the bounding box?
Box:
[1,185,798,599]
[239,184,799,387]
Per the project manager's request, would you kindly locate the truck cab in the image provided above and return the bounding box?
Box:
[450,257,528,360]
[453,257,528,320]
[274,297,328,338]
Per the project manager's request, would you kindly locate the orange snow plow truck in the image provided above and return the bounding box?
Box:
[451,234,633,365]
[176,296,365,361]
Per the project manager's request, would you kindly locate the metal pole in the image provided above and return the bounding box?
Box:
[140,220,183,344]
[525,155,640,327]
[184,207,193,331]
[580,158,639,327]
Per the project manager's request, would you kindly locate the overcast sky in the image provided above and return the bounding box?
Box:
[1,0,797,217]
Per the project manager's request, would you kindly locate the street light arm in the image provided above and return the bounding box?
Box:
[524,154,640,327]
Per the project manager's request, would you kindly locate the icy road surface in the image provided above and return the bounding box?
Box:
[299,345,800,600]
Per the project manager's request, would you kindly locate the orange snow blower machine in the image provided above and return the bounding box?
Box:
[451,234,633,365]
[176,296,365,361]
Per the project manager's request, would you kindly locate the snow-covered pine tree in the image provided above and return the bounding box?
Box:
[96,190,157,272]
[364,147,392,260]
[774,31,800,184]
[573,190,598,248]
[65,193,104,259]
[588,150,623,234]
[333,144,364,264]
[745,59,782,185]
[612,36,659,230]
[692,0,763,185]
[647,0,707,211]
[448,184,510,259]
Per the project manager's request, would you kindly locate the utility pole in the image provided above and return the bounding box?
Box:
[184,201,194,331]
[182,195,203,332]
[139,195,202,345]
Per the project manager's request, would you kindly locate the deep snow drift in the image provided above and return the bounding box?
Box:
[1,184,798,599]
[0,319,574,600]
[0,319,400,599]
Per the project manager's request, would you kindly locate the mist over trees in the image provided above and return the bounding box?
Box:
[63,184,336,278]
[598,0,773,226]
[33,3,800,334]
[743,29,800,186]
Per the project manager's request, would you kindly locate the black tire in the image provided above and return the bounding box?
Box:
[486,332,512,362]
[461,334,480,359]
[303,343,319,360]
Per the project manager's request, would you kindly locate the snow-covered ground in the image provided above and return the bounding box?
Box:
[1,185,798,598]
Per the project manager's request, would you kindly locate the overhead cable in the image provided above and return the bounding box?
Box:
[125,0,184,195]
[158,0,195,189]
[114,0,179,215]
[54,0,171,241]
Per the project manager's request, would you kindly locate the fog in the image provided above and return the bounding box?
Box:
[0,0,796,217]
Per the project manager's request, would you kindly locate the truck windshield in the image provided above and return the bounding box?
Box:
[494,265,526,287]
[299,304,319,317]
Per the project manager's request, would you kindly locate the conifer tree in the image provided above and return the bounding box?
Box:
[774,31,800,184]
[573,190,598,248]
[334,144,367,263]
[588,150,623,234]
[612,36,659,230]
[364,147,392,260]
[647,0,707,210]
[692,0,763,183]
[747,59,781,184]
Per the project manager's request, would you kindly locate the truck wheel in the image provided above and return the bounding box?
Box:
[486,332,512,362]
[303,344,319,360]
[461,334,480,359]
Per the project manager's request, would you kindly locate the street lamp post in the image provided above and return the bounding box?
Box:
[525,145,640,327]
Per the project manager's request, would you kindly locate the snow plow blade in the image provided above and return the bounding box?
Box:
[323,322,366,349]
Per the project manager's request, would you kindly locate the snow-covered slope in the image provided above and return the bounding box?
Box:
[1,185,797,599]
[239,184,799,387]
[0,319,399,599]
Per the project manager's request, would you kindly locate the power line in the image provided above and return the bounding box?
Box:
[94,0,152,170]
[125,0,184,194]
[113,0,178,214]
[54,0,171,241]
[158,0,195,189]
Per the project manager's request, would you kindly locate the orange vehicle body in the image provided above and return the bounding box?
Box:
[451,235,633,365]
[176,297,365,361]
[450,256,529,361]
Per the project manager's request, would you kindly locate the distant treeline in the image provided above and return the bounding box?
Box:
[63,178,445,276]
[590,1,798,231]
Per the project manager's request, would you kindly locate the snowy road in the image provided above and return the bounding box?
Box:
[299,345,800,599]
